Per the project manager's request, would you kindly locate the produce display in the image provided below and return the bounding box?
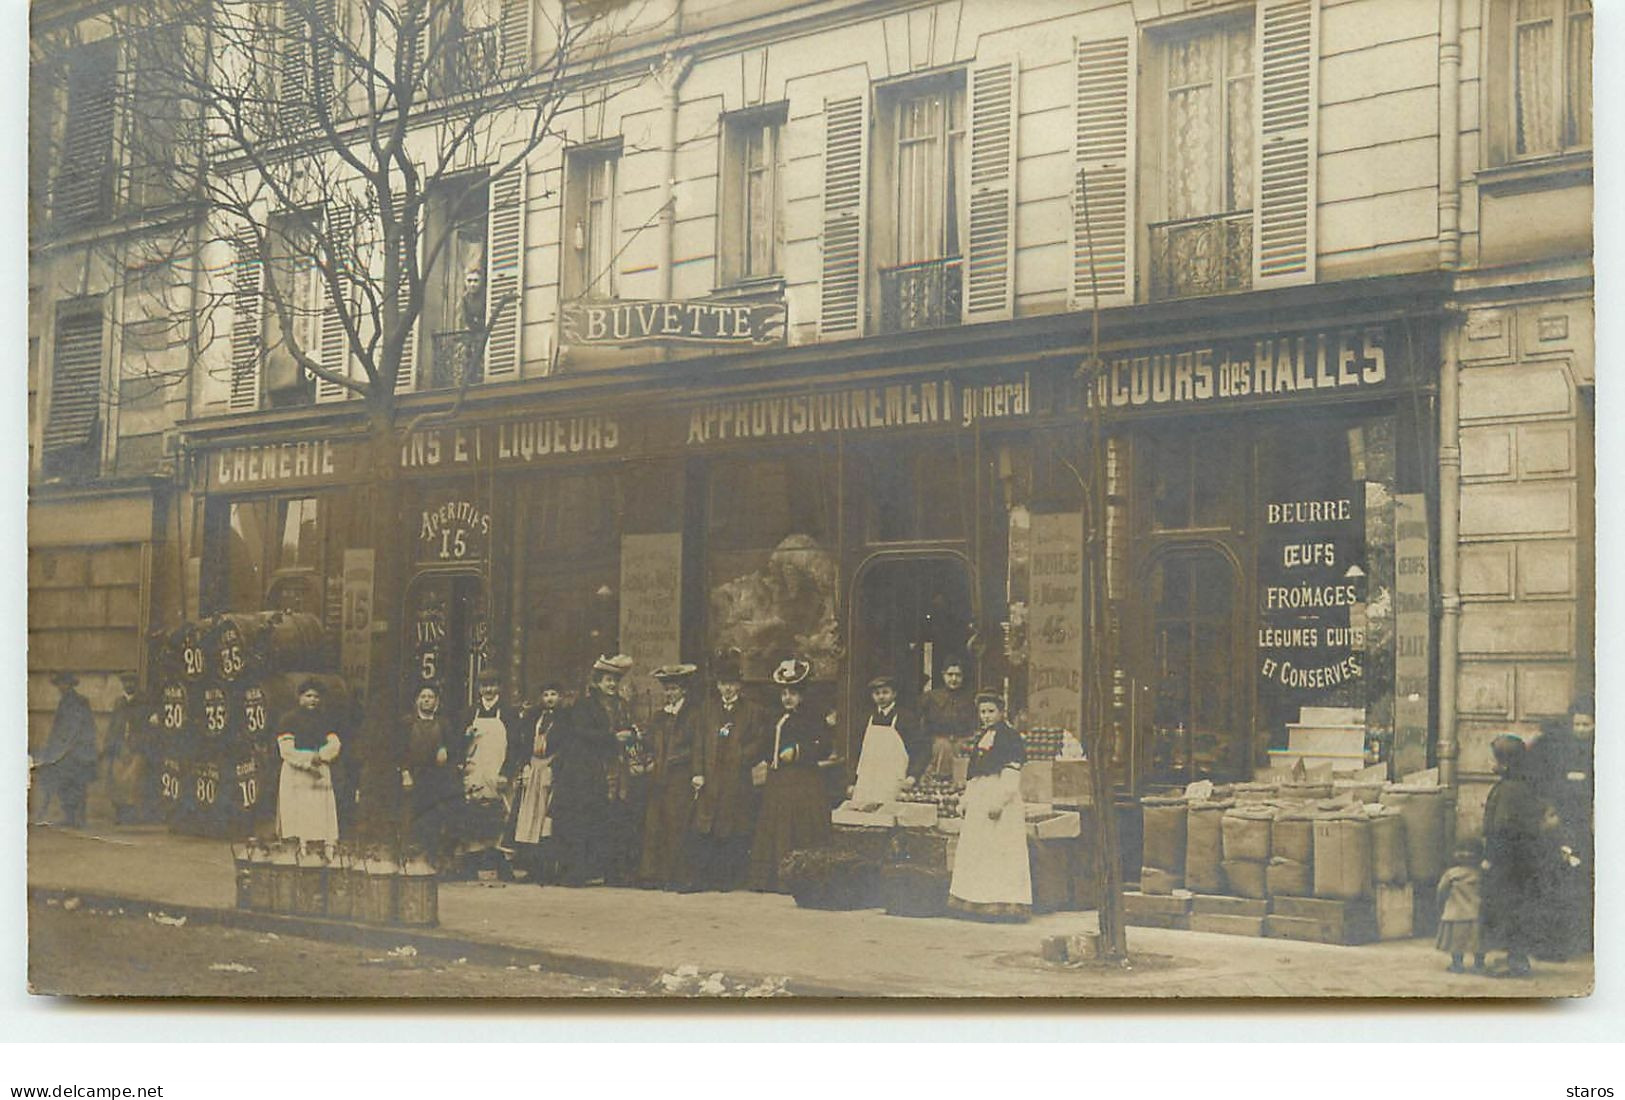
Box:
[894,775,963,817]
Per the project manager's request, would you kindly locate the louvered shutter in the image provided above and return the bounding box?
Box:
[229,230,265,412]
[1253,0,1318,288]
[55,39,118,227]
[311,0,339,123]
[1070,35,1135,310]
[819,92,868,339]
[484,162,527,380]
[316,205,354,403]
[499,0,532,75]
[391,190,421,394]
[42,308,103,453]
[964,57,1018,323]
[278,3,311,132]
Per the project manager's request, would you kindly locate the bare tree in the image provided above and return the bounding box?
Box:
[75,0,659,833]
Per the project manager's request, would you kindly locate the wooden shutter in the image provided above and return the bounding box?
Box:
[42,307,103,453]
[1071,35,1135,309]
[229,230,265,412]
[964,57,1018,323]
[55,39,118,227]
[315,204,353,403]
[1253,0,1318,288]
[484,162,527,381]
[278,3,311,131]
[499,0,532,75]
[391,189,421,394]
[819,92,868,339]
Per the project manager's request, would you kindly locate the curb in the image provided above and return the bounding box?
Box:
[28,885,867,998]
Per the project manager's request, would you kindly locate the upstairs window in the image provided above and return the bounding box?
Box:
[41,302,105,480]
[52,38,118,230]
[263,209,323,408]
[563,142,620,301]
[421,173,491,389]
[719,105,785,286]
[1513,0,1592,157]
[428,0,504,100]
[873,72,966,334]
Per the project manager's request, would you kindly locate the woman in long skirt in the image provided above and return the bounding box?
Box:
[509,683,563,880]
[749,657,832,891]
[948,691,1030,921]
[639,664,701,888]
[273,680,341,845]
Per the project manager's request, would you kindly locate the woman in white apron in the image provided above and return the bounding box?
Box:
[948,690,1031,920]
[273,680,341,845]
[510,683,562,881]
[850,675,912,804]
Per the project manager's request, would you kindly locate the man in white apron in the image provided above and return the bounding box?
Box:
[850,676,923,804]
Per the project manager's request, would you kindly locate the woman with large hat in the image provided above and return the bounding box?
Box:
[551,654,635,886]
[638,663,701,889]
[748,657,833,892]
[947,689,1031,921]
[687,648,769,891]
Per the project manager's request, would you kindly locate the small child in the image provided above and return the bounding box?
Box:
[1436,838,1486,973]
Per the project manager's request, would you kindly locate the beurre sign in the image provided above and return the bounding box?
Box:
[1257,493,1366,694]
[1087,327,1391,412]
[561,298,787,346]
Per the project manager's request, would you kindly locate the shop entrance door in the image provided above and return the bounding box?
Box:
[848,554,974,761]
[1129,546,1247,788]
[403,570,490,714]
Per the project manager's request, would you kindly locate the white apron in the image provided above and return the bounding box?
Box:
[463,715,508,799]
[851,714,910,804]
[949,769,1031,911]
[512,756,553,843]
[276,759,339,845]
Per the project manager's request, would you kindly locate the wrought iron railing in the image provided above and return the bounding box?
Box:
[428,25,501,100]
[1148,211,1253,301]
[878,256,962,334]
[430,329,483,389]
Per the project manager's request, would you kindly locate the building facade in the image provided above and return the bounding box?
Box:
[32,0,1593,836]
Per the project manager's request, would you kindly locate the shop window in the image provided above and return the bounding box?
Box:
[225,500,274,611]
[277,498,322,570]
[718,105,786,286]
[1148,550,1241,783]
[873,73,965,334]
[421,173,491,390]
[1147,17,1254,301]
[263,208,323,408]
[863,439,969,543]
[562,142,620,301]
[706,454,840,680]
[40,302,105,481]
[1144,428,1240,531]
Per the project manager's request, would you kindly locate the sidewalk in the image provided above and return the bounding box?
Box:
[26,824,1593,999]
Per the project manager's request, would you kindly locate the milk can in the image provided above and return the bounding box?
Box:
[326,844,356,920]
[360,847,399,925]
[246,839,275,911]
[266,838,300,913]
[231,838,258,910]
[294,840,330,916]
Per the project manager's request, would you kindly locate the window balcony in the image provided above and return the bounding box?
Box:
[428,25,501,101]
[429,329,484,389]
[1148,211,1252,302]
[878,257,962,335]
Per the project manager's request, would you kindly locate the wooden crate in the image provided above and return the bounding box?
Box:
[1192,894,1270,918]
[1124,889,1192,916]
[1190,913,1266,937]
[1264,897,1378,945]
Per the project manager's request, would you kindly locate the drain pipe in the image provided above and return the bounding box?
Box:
[1438,0,1462,268]
[657,51,694,301]
[1437,312,1462,793]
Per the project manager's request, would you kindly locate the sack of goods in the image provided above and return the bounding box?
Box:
[1138,796,1188,894]
[1222,858,1269,899]
[1221,805,1276,863]
[1379,784,1448,885]
[1312,812,1373,901]
[1267,856,1313,898]
[1184,799,1233,894]
[1278,781,1335,802]
[1366,803,1409,885]
[1272,809,1317,865]
[1232,782,1279,805]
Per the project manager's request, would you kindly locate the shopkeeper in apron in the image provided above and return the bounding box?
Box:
[948,690,1031,922]
[507,681,563,883]
[850,675,925,804]
[454,669,520,878]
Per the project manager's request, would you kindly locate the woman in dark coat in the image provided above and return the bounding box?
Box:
[400,684,459,864]
[749,657,832,892]
[32,672,99,828]
[686,651,770,891]
[638,664,701,889]
[550,654,634,886]
[1481,734,1551,978]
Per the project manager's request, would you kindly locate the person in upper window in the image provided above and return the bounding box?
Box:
[920,657,978,779]
[272,680,341,846]
[948,690,1031,922]
[639,663,701,890]
[749,657,833,892]
[850,674,922,804]
[686,649,769,892]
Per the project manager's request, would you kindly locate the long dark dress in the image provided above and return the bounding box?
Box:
[35,687,98,828]
[687,693,770,890]
[749,705,831,892]
[401,713,459,861]
[550,691,626,884]
[1525,725,1594,956]
[1481,765,1550,964]
[107,690,155,822]
[639,698,700,887]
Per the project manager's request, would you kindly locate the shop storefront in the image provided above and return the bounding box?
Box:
[189,314,1439,793]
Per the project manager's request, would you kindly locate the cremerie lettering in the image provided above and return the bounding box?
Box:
[216,440,338,485]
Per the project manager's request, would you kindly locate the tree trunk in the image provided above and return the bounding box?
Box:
[356,406,408,846]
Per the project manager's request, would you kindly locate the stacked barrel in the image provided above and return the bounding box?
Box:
[154,611,335,839]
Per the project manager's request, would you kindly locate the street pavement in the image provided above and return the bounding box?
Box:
[27,824,1594,999]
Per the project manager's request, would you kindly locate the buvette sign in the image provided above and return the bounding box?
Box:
[561,298,786,346]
